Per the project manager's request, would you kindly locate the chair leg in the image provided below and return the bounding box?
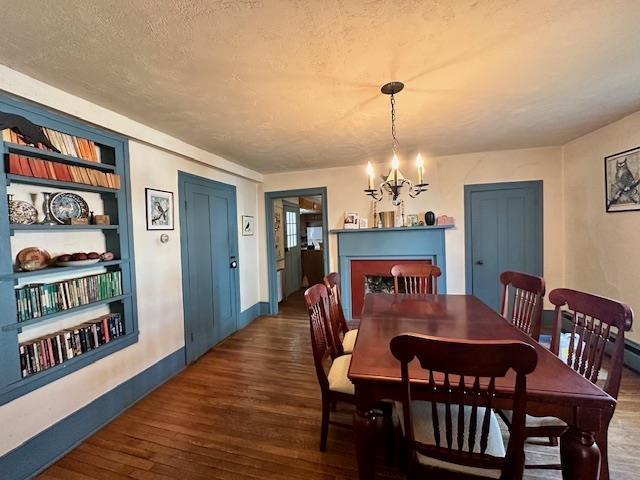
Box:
[320,396,329,452]
[381,403,394,466]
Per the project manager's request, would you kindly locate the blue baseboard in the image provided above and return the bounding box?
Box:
[0,347,186,480]
[238,301,270,329]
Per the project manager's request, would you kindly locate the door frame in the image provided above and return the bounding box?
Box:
[282,199,302,298]
[464,180,543,295]
[178,171,241,364]
[265,187,329,315]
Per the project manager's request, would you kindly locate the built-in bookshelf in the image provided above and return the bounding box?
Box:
[0,94,138,404]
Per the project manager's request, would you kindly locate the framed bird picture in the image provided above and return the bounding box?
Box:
[242,215,254,236]
[605,146,640,212]
[146,188,174,230]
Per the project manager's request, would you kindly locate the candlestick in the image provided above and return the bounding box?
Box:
[416,153,424,184]
[366,162,375,190]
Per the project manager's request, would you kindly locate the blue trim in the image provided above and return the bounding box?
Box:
[177,172,241,364]
[264,187,330,315]
[238,301,270,328]
[0,347,185,480]
[464,180,543,295]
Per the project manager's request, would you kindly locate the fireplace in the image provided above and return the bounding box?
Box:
[350,259,433,318]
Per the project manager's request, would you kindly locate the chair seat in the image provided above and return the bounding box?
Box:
[501,409,567,428]
[342,329,358,353]
[395,401,506,479]
[327,354,354,395]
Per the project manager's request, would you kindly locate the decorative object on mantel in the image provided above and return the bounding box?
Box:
[344,212,359,229]
[364,81,428,205]
[406,214,419,226]
[7,194,37,225]
[605,146,640,212]
[16,247,51,271]
[425,211,436,226]
[436,215,454,226]
[146,188,174,230]
[378,211,394,228]
[359,218,369,229]
[49,192,89,224]
[242,215,254,236]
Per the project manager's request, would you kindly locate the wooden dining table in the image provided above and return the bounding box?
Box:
[348,293,615,480]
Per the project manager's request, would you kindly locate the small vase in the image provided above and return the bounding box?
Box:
[425,211,436,226]
[39,192,59,225]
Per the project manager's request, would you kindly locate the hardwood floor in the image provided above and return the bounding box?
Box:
[39,293,640,479]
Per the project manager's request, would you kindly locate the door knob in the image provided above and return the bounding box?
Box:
[230,258,238,269]
[475,260,484,265]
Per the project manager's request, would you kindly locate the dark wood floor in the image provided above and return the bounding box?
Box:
[39,292,640,479]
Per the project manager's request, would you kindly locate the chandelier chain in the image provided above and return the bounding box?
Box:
[390,93,399,154]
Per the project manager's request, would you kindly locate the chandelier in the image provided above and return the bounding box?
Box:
[365,81,428,205]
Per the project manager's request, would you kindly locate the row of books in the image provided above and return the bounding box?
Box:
[19,313,125,378]
[2,126,101,162]
[7,153,121,189]
[16,271,123,322]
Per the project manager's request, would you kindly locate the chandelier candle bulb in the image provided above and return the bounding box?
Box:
[392,154,399,184]
[366,162,375,190]
[416,153,424,184]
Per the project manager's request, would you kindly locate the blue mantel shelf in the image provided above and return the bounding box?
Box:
[332,224,452,319]
[330,224,454,234]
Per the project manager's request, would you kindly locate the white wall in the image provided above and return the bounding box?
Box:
[0,71,262,456]
[563,111,640,343]
[262,147,564,298]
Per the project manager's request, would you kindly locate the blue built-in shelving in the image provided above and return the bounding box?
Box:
[0,93,138,405]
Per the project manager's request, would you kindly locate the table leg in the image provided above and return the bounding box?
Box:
[354,407,377,480]
[560,427,601,480]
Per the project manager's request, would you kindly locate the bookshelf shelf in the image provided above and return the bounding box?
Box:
[10,224,119,233]
[0,259,125,281]
[5,143,116,171]
[6,173,119,194]
[0,93,138,406]
[2,294,130,332]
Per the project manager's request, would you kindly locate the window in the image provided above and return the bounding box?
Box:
[286,211,298,248]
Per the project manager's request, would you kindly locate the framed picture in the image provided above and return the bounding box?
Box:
[145,188,174,230]
[406,214,419,226]
[344,212,359,229]
[242,215,254,236]
[605,146,640,212]
[359,218,369,229]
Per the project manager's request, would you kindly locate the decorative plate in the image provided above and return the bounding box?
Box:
[16,247,51,271]
[8,197,37,225]
[56,258,101,267]
[49,192,89,224]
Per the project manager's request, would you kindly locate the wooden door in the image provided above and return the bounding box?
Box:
[283,202,301,297]
[180,174,240,363]
[465,181,542,311]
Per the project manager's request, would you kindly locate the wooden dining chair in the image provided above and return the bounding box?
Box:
[304,284,392,453]
[324,272,358,355]
[391,263,442,295]
[499,271,546,341]
[390,333,538,479]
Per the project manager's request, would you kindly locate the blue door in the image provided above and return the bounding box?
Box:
[465,181,542,311]
[180,174,240,364]
[283,201,302,297]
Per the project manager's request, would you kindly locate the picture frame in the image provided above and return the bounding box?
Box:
[605,146,640,212]
[242,215,254,236]
[344,211,359,229]
[145,188,174,230]
[359,218,369,229]
[406,214,419,226]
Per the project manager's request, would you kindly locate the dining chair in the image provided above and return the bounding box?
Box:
[390,333,537,479]
[304,284,392,453]
[499,271,546,341]
[391,263,442,295]
[324,272,358,355]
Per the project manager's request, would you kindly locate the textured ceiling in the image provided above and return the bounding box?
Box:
[1,0,640,173]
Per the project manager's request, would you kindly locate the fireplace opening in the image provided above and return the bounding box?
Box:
[364,275,405,294]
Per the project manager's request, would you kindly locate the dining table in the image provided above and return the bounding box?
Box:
[348,293,615,480]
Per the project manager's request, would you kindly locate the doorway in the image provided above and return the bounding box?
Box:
[179,172,240,364]
[464,181,543,311]
[265,188,329,315]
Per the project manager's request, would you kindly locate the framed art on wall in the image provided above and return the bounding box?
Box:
[146,188,174,230]
[605,146,640,212]
[242,215,254,235]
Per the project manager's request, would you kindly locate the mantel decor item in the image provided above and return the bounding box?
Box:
[605,146,640,212]
[364,81,428,205]
[49,192,89,224]
[7,194,37,225]
[425,211,436,226]
[344,212,359,229]
[378,211,394,228]
[242,215,254,236]
[146,188,174,230]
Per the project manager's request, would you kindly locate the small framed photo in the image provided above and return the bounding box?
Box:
[146,188,174,230]
[344,212,359,229]
[242,215,254,236]
[359,218,369,229]
[406,214,419,226]
[605,146,640,212]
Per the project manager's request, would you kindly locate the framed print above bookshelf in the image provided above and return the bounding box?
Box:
[0,92,139,405]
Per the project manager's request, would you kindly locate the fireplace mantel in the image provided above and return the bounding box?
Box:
[331,225,453,319]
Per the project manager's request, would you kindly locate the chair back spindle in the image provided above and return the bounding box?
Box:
[500,271,546,340]
[304,284,336,390]
[324,272,348,355]
[391,264,441,295]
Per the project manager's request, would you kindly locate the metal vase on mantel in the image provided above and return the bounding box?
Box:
[378,211,395,228]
